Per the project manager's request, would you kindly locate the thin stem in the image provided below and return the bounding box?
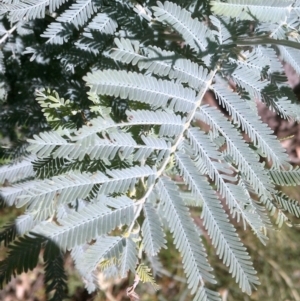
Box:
[127,68,218,235]
[235,36,300,50]
[0,25,17,45]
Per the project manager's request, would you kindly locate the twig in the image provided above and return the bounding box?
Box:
[127,69,218,237]
[0,24,17,45]
[235,36,300,50]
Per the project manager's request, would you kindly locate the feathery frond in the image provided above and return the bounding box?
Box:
[156,177,216,294]
[197,106,275,205]
[83,70,196,113]
[0,234,45,289]
[109,38,209,90]
[270,167,300,186]
[211,0,293,22]
[1,0,300,299]
[175,152,260,294]
[32,196,135,251]
[44,240,68,301]
[141,202,166,256]
[0,157,35,184]
[274,192,300,218]
[119,237,138,278]
[57,0,98,30]
[1,0,48,23]
[75,236,125,275]
[212,83,290,168]
[136,263,160,290]
[152,1,215,52]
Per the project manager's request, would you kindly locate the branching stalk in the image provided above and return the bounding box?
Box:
[127,69,217,235]
[0,25,17,45]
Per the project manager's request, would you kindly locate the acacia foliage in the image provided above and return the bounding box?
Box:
[1,1,300,300]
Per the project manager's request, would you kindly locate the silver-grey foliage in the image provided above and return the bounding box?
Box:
[1,0,300,300]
